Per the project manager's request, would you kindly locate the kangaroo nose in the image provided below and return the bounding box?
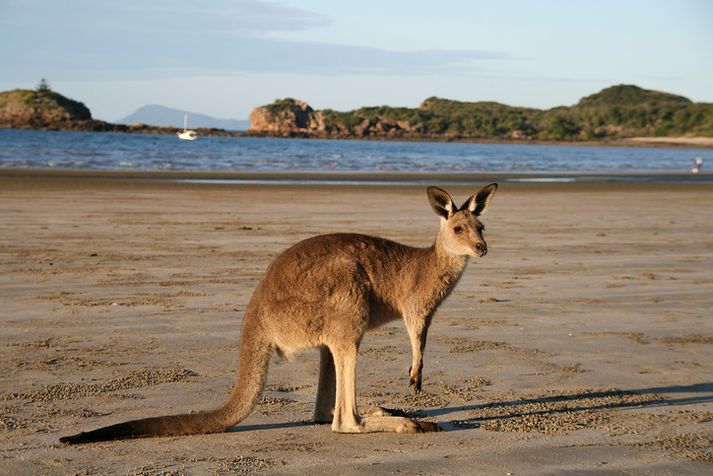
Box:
[475,242,487,256]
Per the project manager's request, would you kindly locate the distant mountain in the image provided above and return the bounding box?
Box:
[117,105,250,131]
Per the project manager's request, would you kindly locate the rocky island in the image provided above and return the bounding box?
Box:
[248,85,713,143]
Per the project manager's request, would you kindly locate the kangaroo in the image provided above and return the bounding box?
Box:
[60,184,497,443]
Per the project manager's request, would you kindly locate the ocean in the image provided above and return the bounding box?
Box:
[1,129,711,182]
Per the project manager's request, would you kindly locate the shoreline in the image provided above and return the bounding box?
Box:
[242,133,713,149]
[2,167,713,188]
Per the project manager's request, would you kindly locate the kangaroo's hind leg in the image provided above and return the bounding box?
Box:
[314,345,336,423]
[329,342,439,434]
[316,343,406,422]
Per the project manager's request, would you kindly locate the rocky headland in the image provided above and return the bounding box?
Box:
[248,85,713,142]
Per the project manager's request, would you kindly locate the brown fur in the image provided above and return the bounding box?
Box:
[59,184,497,443]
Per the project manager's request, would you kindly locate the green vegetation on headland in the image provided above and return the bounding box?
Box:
[1,81,712,144]
[249,85,713,141]
[0,80,236,136]
[0,81,91,127]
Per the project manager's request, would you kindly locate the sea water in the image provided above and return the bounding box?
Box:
[1,129,711,179]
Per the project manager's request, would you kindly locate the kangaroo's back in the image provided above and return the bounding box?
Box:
[247,233,422,348]
[272,232,419,282]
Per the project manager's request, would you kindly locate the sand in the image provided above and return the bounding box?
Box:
[625,136,713,147]
[1,170,712,474]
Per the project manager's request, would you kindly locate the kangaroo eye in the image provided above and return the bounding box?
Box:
[453,226,464,234]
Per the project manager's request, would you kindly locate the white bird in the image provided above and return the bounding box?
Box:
[690,157,703,174]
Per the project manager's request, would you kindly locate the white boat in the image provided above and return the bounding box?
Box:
[177,113,197,141]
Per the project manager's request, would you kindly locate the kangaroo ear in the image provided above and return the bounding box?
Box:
[460,183,498,216]
[427,186,456,219]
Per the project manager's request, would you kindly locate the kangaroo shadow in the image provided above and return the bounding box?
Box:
[417,382,713,431]
[228,420,314,433]
[224,383,713,434]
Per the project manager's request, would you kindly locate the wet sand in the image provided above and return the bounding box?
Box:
[625,136,713,148]
[1,170,712,474]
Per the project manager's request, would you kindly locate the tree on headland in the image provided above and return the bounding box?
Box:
[36,78,51,92]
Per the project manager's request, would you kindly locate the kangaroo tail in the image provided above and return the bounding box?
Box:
[60,326,272,444]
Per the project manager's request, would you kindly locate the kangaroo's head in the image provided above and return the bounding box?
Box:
[427,184,498,258]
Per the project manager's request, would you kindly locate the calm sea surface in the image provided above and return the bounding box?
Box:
[1,129,711,179]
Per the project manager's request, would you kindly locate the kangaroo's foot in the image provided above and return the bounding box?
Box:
[361,416,440,433]
[313,408,334,424]
[332,415,441,434]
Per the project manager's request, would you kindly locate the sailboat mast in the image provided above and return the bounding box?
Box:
[183,113,188,132]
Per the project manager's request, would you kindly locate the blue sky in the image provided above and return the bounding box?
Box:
[1,0,711,121]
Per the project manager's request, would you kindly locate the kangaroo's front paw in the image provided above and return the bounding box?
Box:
[409,375,422,393]
[408,368,422,393]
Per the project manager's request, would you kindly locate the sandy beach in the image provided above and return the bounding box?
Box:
[1,170,712,474]
[625,137,713,148]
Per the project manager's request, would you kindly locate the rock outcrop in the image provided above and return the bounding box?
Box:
[249,98,324,134]
[0,89,92,128]
[249,98,421,138]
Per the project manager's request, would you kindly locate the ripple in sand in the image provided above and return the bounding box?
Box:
[1,367,197,402]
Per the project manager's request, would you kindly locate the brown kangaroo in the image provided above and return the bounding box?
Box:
[60,184,497,443]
